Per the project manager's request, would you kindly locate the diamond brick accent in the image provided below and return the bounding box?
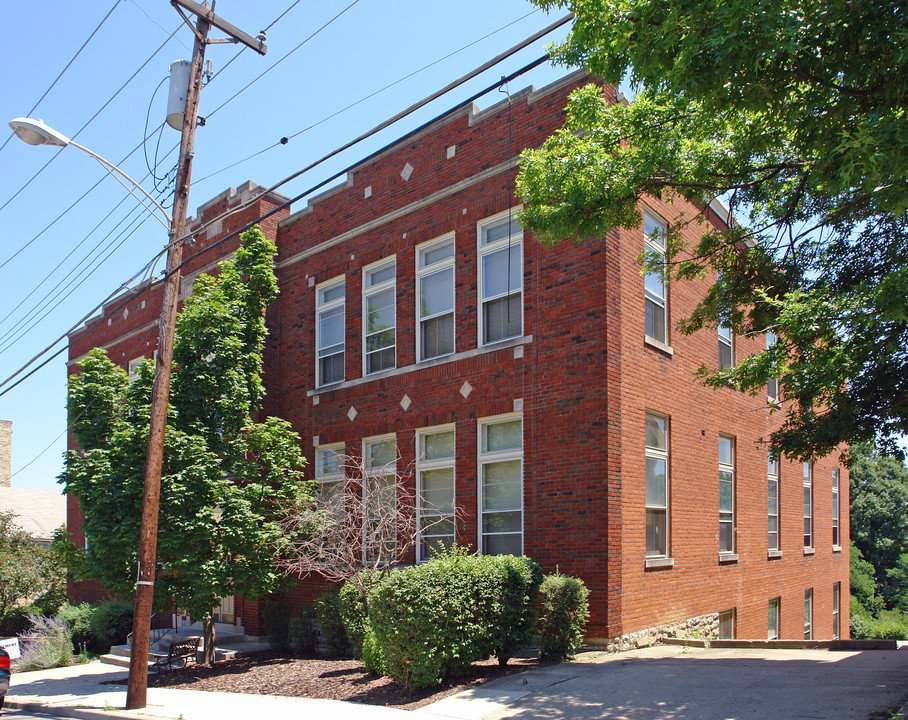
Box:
[347,406,358,422]
[460,381,473,398]
[400,394,412,411]
[400,162,414,181]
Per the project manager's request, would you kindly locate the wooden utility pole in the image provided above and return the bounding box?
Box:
[125,1,265,709]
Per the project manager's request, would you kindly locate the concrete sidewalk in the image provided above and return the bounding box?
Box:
[6,644,908,720]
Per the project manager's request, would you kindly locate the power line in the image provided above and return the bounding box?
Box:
[0,19,568,396]
[205,0,363,121]
[194,7,542,186]
[0,0,121,159]
[0,25,181,217]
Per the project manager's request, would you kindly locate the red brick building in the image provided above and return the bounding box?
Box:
[67,70,849,644]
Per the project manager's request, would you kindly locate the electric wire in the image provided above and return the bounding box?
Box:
[204,0,363,121]
[184,14,571,246]
[0,0,121,158]
[193,7,542,186]
[0,23,566,396]
[0,25,181,217]
[0,185,171,353]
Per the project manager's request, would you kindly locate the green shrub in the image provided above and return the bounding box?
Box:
[488,555,543,666]
[538,573,590,661]
[0,605,39,637]
[849,609,874,639]
[315,591,348,657]
[34,583,67,617]
[339,580,369,654]
[369,548,543,690]
[89,600,133,650]
[871,610,908,640]
[290,606,319,656]
[360,626,384,675]
[262,600,292,652]
[17,615,73,671]
[57,602,97,653]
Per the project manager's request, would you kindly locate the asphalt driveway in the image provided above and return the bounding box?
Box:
[416,644,908,720]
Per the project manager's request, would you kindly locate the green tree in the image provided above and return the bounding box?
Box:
[0,510,65,614]
[518,0,908,460]
[849,442,908,608]
[61,226,312,662]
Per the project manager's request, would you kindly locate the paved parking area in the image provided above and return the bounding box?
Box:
[421,645,908,720]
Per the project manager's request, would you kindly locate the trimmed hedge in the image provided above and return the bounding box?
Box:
[315,591,348,657]
[263,600,292,651]
[89,600,133,651]
[339,579,369,654]
[538,573,590,661]
[369,549,542,690]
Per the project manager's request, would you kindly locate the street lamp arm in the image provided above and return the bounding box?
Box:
[9,117,172,229]
[66,139,173,229]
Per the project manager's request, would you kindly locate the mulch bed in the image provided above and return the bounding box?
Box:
[107,651,550,710]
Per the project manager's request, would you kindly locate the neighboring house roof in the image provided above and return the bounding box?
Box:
[0,487,65,543]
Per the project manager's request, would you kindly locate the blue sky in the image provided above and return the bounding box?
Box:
[0,0,574,491]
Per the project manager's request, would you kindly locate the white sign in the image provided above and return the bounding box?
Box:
[0,636,20,660]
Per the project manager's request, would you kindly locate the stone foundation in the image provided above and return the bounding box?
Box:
[591,613,721,653]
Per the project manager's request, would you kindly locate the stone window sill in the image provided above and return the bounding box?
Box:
[832,545,842,553]
[645,557,674,569]
[767,549,783,560]
[718,553,739,564]
[644,335,674,356]
[803,547,815,556]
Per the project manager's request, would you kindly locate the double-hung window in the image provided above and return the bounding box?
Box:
[804,589,813,639]
[643,210,667,343]
[315,444,345,511]
[719,436,735,554]
[768,453,780,551]
[479,214,522,345]
[416,426,455,561]
[645,413,669,557]
[479,415,523,555]
[832,468,840,547]
[767,332,779,402]
[803,462,813,549]
[768,598,780,640]
[417,236,455,361]
[127,356,145,384]
[363,435,396,562]
[718,323,733,368]
[316,278,345,386]
[833,583,841,639]
[363,259,396,374]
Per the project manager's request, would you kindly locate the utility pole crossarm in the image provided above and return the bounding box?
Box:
[171,0,267,55]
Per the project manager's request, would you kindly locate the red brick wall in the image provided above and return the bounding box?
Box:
[64,74,848,642]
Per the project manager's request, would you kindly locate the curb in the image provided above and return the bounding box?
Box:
[5,697,172,720]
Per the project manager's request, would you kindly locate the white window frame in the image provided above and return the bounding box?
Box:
[718,322,734,368]
[127,356,145,384]
[804,588,813,639]
[478,210,523,346]
[832,468,840,548]
[767,332,779,402]
[362,258,396,375]
[768,453,780,551]
[719,435,735,554]
[645,412,669,558]
[833,582,841,640]
[416,234,455,362]
[803,462,813,549]
[315,443,345,510]
[316,277,345,387]
[478,413,524,556]
[362,434,397,563]
[415,425,456,562]
[768,598,780,640]
[643,209,668,344]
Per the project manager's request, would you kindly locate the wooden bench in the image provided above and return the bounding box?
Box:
[151,637,201,673]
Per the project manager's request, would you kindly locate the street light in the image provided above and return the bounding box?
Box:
[9,118,172,230]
